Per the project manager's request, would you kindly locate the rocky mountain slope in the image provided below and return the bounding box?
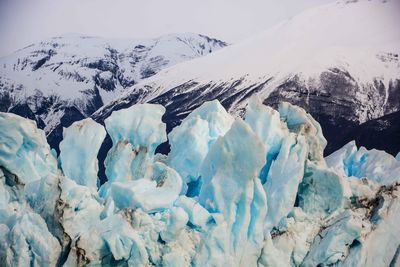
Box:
[0,33,227,149]
[93,0,400,155]
[328,109,400,155]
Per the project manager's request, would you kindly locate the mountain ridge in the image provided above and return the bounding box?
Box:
[0,32,227,150]
[93,0,400,155]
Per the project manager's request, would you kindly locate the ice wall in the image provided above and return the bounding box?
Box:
[0,97,398,267]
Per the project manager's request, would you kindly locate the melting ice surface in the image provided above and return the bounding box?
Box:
[0,96,399,267]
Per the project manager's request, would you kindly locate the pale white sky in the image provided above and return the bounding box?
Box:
[0,0,334,56]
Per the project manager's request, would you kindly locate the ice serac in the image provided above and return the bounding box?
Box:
[0,113,57,184]
[168,100,234,188]
[279,102,327,162]
[100,103,182,213]
[246,97,319,230]
[104,103,167,183]
[263,133,307,230]
[105,103,166,155]
[270,101,351,216]
[197,119,267,266]
[59,118,106,189]
[0,127,61,267]
[245,95,289,183]
[326,141,400,185]
[258,99,399,267]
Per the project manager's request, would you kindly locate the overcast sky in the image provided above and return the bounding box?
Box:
[0,0,334,56]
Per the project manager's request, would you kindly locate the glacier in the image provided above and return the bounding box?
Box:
[0,96,399,266]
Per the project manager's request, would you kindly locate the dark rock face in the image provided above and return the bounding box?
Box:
[9,103,45,129]
[47,106,85,154]
[31,49,57,71]
[386,79,400,115]
[327,110,400,156]
[264,71,400,155]
[94,73,116,92]
[149,79,271,132]
[94,69,399,160]
[265,70,391,124]
[93,78,272,131]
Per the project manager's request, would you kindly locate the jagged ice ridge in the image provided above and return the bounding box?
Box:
[0,96,399,266]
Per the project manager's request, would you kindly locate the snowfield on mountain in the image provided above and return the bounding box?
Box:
[0,33,227,149]
[93,0,400,155]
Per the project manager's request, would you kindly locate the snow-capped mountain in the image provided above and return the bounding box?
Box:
[94,0,400,155]
[0,33,227,149]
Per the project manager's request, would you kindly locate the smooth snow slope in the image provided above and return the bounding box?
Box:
[130,0,398,93]
[94,0,400,154]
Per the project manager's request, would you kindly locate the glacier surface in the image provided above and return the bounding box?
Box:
[0,97,399,267]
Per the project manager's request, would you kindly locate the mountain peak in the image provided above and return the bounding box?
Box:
[0,32,227,149]
[93,0,400,156]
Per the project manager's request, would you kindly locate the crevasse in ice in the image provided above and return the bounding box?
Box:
[0,96,399,267]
